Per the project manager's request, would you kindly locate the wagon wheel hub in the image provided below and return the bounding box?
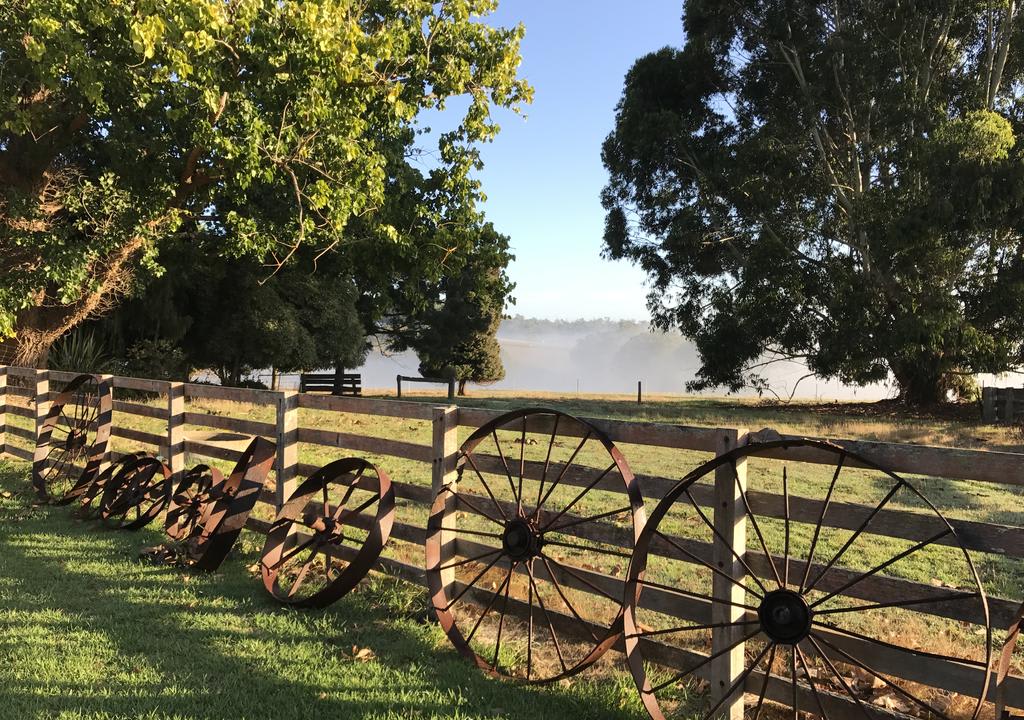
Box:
[302,511,341,539]
[757,589,811,645]
[502,518,542,561]
[65,429,87,452]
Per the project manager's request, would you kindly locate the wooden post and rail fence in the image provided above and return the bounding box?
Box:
[1,363,1023,719]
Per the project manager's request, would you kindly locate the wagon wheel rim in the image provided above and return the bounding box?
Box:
[426,407,646,683]
[99,456,171,530]
[189,437,276,570]
[260,458,395,608]
[622,438,991,720]
[165,465,222,541]
[71,452,143,518]
[33,374,112,503]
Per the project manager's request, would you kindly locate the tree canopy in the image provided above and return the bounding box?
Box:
[602,2,1024,404]
[1,0,530,364]
[406,222,510,393]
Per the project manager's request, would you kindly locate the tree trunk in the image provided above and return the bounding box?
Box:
[458,378,467,396]
[891,356,947,406]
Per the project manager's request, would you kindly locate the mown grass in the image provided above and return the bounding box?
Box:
[0,459,650,720]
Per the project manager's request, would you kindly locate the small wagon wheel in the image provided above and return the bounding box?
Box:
[426,407,646,683]
[165,464,224,541]
[996,603,1024,720]
[623,438,991,720]
[186,436,276,571]
[98,455,172,530]
[72,451,148,519]
[33,373,112,503]
[260,458,395,608]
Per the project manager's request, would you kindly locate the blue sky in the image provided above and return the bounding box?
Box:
[464,1,684,321]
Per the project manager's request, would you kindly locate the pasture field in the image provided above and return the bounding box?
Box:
[2,389,1022,718]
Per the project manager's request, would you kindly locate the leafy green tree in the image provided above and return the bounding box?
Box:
[0,0,530,365]
[400,223,511,394]
[92,238,368,385]
[602,2,1024,404]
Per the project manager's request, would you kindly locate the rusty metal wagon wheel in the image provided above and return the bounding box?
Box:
[260,458,395,608]
[165,464,224,541]
[71,451,148,519]
[33,373,112,503]
[98,454,172,530]
[184,436,276,571]
[426,407,645,683]
[623,438,991,720]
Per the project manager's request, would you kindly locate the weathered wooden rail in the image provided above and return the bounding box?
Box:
[1,364,1022,720]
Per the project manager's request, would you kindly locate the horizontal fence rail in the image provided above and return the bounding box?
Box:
[0,364,1022,719]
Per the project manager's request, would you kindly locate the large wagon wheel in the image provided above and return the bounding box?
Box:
[426,407,646,683]
[165,464,224,541]
[72,451,149,518]
[98,455,172,530]
[623,438,992,720]
[184,436,276,571]
[260,458,395,608]
[33,373,112,503]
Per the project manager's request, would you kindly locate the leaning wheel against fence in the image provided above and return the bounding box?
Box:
[165,464,225,541]
[623,438,992,720]
[69,451,148,518]
[426,407,646,683]
[98,454,173,530]
[260,458,395,608]
[181,436,276,571]
[33,373,112,503]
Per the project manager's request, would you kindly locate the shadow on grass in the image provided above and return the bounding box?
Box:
[0,460,645,720]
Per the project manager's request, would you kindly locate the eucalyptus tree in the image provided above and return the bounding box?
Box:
[603,1,1024,403]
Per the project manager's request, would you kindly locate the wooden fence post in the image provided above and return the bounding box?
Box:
[0,366,6,457]
[983,386,995,423]
[275,390,298,507]
[447,378,455,400]
[1004,388,1016,424]
[432,405,459,591]
[396,375,402,399]
[166,381,185,479]
[33,369,49,448]
[710,427,748,720]
[637,380,642,405]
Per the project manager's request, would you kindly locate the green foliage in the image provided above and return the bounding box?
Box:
[397,223,511,392]
[0,0,531,362]
[47,330,113,373]
[121,338,188,381]
[602,2,1024,404]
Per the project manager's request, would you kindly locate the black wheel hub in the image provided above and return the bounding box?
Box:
[502,518,541,560]
[757,589,812,644]
[65,430,87,451]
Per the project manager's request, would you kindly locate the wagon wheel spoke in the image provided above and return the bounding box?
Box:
[650,625,763,694]
[700,640,773,720]
[799,454,845,593]
[750,643,777,720]
[464,564,515,646]
[539,555,600,644]
[804,635,875,720]
[652,528,765,599]
[732,462,783,588]
[461,452,510,523]
[803,480,905,595]
[532,429,592,521]
[812,632,952,719]
[491,429,520,509]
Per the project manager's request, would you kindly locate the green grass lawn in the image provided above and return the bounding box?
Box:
[0,459,650,720]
